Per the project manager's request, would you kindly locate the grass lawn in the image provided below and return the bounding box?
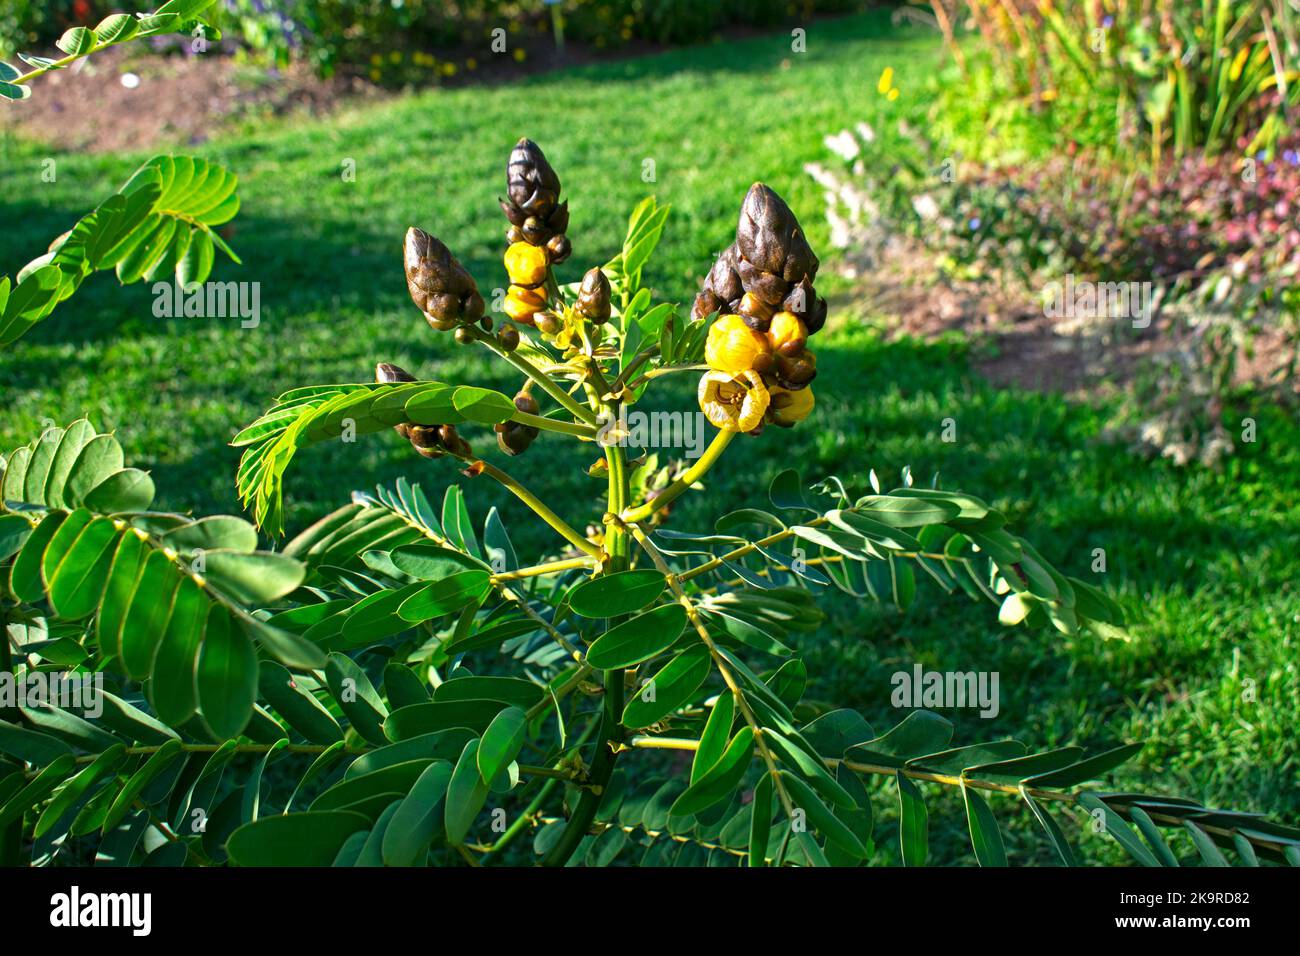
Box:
[2,10,1297,864]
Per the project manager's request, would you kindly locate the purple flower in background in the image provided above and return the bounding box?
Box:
[969,216,981,231]
[1283,149,1299,167]
[1102,15,1114,29]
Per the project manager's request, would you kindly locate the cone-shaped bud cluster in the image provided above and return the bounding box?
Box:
[695,184,823,432]
[501,138,571,261]
[574,268,611,325]
[405,228,486,333]
[494,390,540,456]
[376,362,473,458]
[692,183,827,336]
[500,139,573,325]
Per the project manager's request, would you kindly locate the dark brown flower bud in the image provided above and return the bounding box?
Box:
[736,182,819,282]
[498,324,520,351]
[775,350,817,390]
[409,425,443,451]
[513,391,540,416]
[377,363,416,438]
[546,202,570,235]
[535,311,562,335]
[404,227,481,328]
[575,268,612,324]
[455,326,474,345]
[546,234,572,264]
[507,138,562,217]
[375,362,416,384]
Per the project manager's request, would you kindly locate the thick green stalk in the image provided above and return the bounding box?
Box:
[540,402,630,867]
[475,460,600,558]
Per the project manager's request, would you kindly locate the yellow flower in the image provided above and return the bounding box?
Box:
[878,67,894,94]
[767,311,807,356]
[504,241,548,286]
[698,370,770,432]
[504,285,546,323]
[704,314,774,375]
[767,385,814,427]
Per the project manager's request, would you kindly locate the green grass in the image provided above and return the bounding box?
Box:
[2,10,1297,865]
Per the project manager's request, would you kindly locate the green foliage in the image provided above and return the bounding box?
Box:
[1,153,241,349]
[0,1,220,100]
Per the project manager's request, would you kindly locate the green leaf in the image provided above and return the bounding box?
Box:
[0,720,72,766]
[0,754,76,827]
[780,771,867,858]
[64,434,124,506]
[383,700,506,741]
[1078,793,1158,867]
[325,653,388,746]
[382,760,454,866]
[258,661,342,744]
[9,511,65,603]
[622,646,712,728]
[1023,743,1143,788]
[769,469,814,513]
[568,569,667,618]
[162,515,258,554]
[34,744,126,839]
[202,550,305,605]
[434,676,543,710]
[118,547,182,678]
[388,543,486,581]
[83,468,156,513]
[445,739,490,845]
[963,783,1007,866]
[896,772,929,866]
[1022,789,1077,866]
[46,517,120,619]
[585,604,688,669]
[397,570,492,623]
[195,605,258,739]
[227,810,371,866]
[855,494,961,527]
[1128,806,1180,867]
[671,727,754,817]
[56,27,95,56]
[94,13,140,44]
[101,738,184,834]
[1184,821,1231,867]
[747,773,774,866]
[477,706,527,784]
[147,575,208,725]
[691,693,735,784]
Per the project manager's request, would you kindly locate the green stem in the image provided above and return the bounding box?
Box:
[510,409,595,438]
[620,428,734,523]
[540,399,631,867]
[474,328,597,426]
[472,459,600,558]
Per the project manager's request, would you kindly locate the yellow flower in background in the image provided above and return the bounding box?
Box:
[698,370,770,432]
[878,67,894,95]
[887,88,899,101]
[513,49,526,62]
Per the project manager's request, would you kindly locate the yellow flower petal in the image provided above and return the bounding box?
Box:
[698,370,770,432]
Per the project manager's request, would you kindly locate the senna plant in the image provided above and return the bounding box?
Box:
[0,152,241,349]
[3,140,1299,868]
[0,1,221,102]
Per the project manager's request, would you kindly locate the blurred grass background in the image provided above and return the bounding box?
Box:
[2,10,1297,863]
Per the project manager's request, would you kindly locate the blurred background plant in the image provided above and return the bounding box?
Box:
[804,1,1300,466]
[1,1,882,85]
